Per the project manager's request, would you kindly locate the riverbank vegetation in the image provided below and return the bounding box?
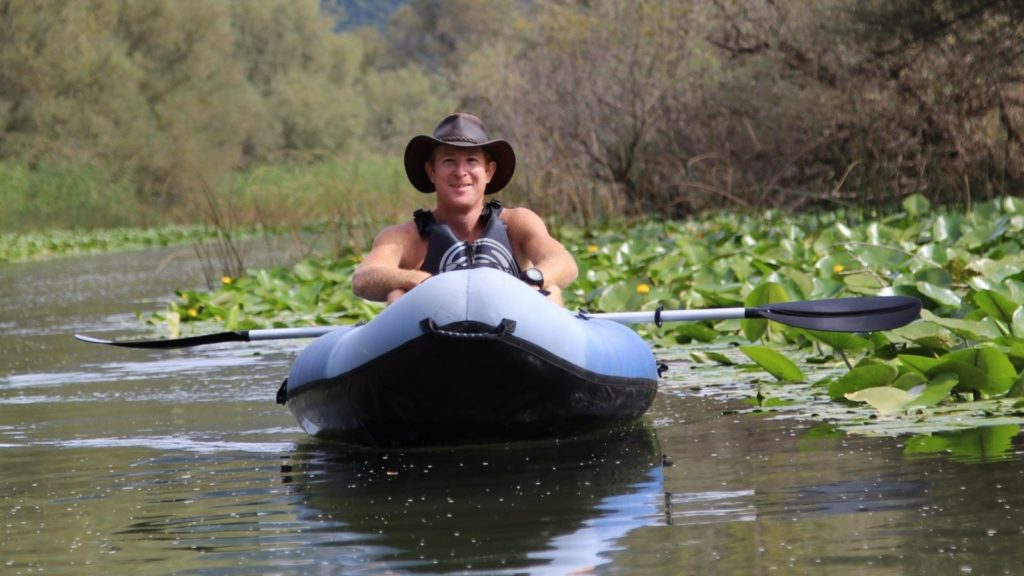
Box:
[2,0,1021,233]
[0,225,233,263]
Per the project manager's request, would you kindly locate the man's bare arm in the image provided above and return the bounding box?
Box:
[505,208,579,289]
[352,224,431,302]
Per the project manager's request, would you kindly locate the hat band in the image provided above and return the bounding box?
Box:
[440,135,483,144]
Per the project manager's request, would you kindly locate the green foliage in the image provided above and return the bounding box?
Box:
[739,346,806,382]
[3,0,1020,228]
[0,225,233,263]
[828,364,899,401]
[360,65,458,152]
[158,253,383,332]
[845,377,959,414]
[383,0,523,74]
[131,195,1024,435]
[741,282,791,342]
[0,151,421,262]
[0,0,450,224]
[0,160,140,231]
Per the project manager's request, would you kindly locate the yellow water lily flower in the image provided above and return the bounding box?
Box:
[187,308,199,318]
[636,283,651,295]
[832,264,845,274]
[587,244,599,253]
[221,276,233,285]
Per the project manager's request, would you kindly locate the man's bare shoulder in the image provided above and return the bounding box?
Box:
[373,220,420,245]
[500,205,543,224]
[499,206,547,232]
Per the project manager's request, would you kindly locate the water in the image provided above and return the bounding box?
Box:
[3,247,1024,574]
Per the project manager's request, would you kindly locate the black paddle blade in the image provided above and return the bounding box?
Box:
[74,331,250,349]
[749,296,922,332]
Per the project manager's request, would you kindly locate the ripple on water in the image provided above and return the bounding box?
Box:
[46,434,296,454]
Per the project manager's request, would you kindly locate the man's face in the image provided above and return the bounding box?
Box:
[425,145,496,207]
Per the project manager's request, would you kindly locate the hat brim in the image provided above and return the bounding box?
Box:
[404,136,516,194]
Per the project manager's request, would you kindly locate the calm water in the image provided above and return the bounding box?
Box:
[3,247,1024,575]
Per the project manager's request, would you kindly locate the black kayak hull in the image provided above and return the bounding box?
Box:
[284,268,660,448]
[287,331,658,447]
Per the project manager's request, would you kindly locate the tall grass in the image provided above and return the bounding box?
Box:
[0,161,143,231]
[226,154,426,251]
[0,154,428,242]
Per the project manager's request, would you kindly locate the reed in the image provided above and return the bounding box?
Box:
[0,154,423,237]
[0,161,142,231]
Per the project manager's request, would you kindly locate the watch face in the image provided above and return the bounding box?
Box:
[524,268,543,284]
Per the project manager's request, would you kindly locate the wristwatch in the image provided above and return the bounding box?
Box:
[521,267,544,288]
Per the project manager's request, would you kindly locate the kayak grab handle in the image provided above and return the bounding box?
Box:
[420,318,517,339]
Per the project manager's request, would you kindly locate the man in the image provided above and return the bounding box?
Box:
[352,113,578,304]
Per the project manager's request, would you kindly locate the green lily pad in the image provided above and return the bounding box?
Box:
[741,282,790,342]
[844,376,957,414]
[596,281,640,311]
[905,374,959,410]
[919,309,1001,341]
[916,282,961,308]
[942,347,1018,396]
[828,363,898,400]
[845,386,913,413]
[673,322,720,343]
[903,193,931,216]
[843,272,887,293]
[891,371,928,391]
[973,290,1019,334]
[803,329,872,352]
[968,258,1024,283]
[1014,307,1024,339]
[705,351,736,365]
[898,354,945,374]
[740,345,805,382]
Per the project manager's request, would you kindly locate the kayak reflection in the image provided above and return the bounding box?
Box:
[281,425,664,574]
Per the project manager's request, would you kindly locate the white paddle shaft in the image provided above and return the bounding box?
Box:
[246,326,339,340]
[591,307,747,324]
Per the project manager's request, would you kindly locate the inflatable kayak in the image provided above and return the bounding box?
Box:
[280,267,660,448]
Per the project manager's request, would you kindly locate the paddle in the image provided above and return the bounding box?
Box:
[591,295,921,332]
[74,295,920,349]
[74,326,339,349]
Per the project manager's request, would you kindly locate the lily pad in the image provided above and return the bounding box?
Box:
[916,282,961,308]
[845,386,913,414]
[739,345,805,382]
[973,290,1019,335]
[828,363,898,400]
[844,376,957,414]
[741,282,790,342]
[919,309,1001,341]
[802,329,872,352]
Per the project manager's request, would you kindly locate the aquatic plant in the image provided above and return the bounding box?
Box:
[158,195,1024,437]
[0,226,238,263]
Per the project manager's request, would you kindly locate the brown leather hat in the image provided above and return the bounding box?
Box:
[404,113,516,194]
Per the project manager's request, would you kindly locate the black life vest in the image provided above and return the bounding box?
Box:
[414,200,522,277]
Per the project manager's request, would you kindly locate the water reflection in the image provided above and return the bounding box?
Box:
[766,477,930,518]
[279,426,664,574]
[903,424,1021,462]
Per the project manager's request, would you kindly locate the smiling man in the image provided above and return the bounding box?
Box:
[352,113,577,304]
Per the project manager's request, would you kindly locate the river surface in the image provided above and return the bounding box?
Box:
[2,246,1024,575]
